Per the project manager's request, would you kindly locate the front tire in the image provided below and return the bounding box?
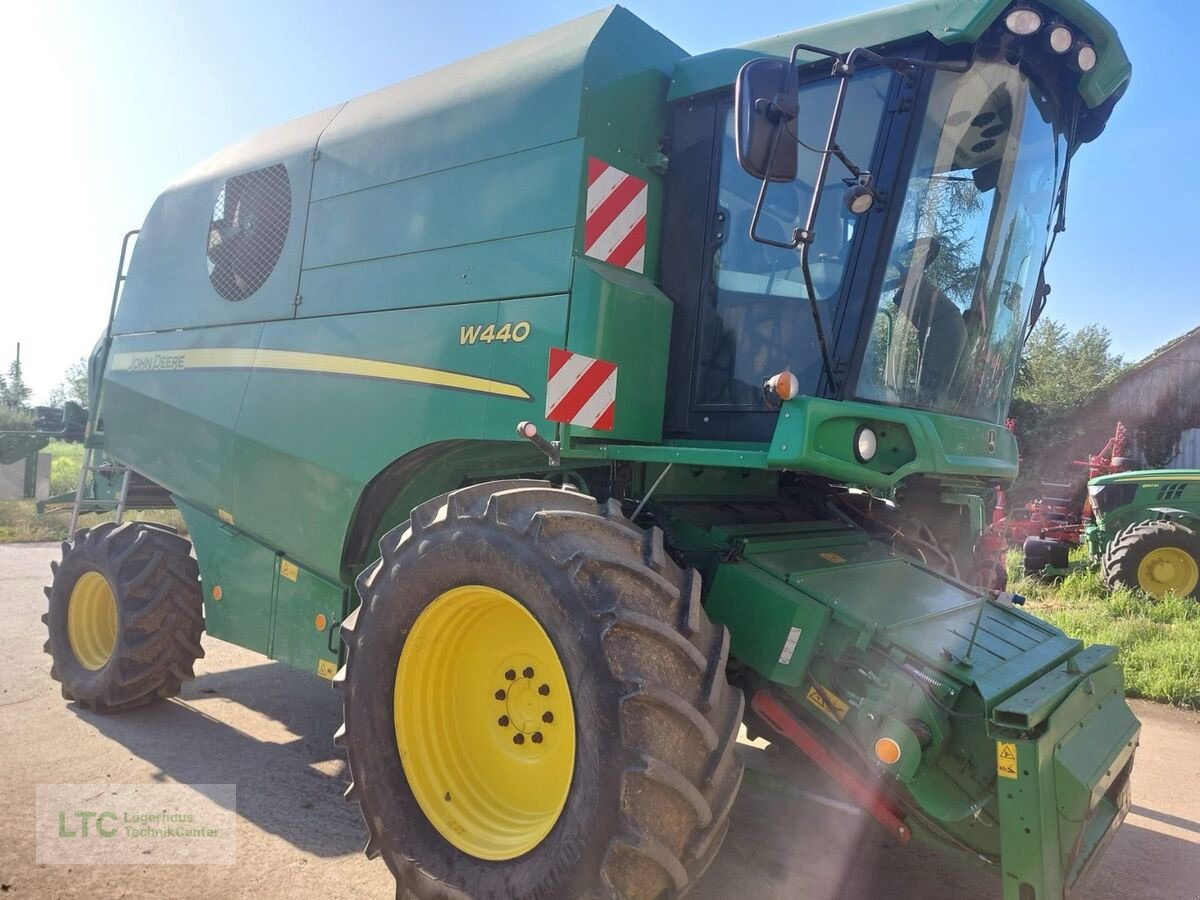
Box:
[1102,519,1200,599]
[337,480,744,899]
[44,522,205,712]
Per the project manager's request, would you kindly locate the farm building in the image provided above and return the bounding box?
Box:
[1033,325,1200,487]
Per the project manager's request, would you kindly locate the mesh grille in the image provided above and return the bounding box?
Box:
[207,163,292,301]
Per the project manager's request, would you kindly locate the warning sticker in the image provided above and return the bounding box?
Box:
[819,552,846,564]
[805,684,849,723]
[997,741,1018,780]
[280,559,299,582]
[317,659,337,680]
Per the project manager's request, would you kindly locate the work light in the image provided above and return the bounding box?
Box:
[1004,8,1042,35]
[854,426,878,463]
[1049,25,1073,53]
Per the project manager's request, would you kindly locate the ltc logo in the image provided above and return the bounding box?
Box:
[58,811,118,837]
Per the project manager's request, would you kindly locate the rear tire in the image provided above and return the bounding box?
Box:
[1102,519,1200,599]
[337,480,744,899]
[44,522,205,712]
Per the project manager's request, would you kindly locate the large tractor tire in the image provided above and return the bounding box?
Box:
[337,480,744,899]
[1102,519,1200,600]
[43,522,205,712]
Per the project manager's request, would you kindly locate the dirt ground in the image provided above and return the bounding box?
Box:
[2,542,1198,899]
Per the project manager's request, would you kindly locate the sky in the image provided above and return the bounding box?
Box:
[1,0,1194,402]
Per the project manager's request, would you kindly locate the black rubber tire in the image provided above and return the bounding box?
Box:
[1022,537,1069,577]
[1101,519,1200,599]
[44,521,205,712]
[336,480,744,900]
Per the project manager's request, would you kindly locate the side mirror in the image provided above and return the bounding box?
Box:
[734,58,799,182]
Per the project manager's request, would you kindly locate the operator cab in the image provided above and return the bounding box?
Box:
[660,3,1123,443]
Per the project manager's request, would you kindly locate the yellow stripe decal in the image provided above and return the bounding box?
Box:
[110,348,531,400]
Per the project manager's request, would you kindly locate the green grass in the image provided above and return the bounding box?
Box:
[0,500,186,543]
[0,440,184,541]
[44,439,85,495]
[1007,548,1200,708]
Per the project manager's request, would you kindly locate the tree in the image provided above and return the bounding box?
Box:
[1013,319,1125,415]
[1008,318,1126,497]
[47,357,89,407]
[0,356,31,410]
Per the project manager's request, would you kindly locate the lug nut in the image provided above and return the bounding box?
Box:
[538,684,550,696]
[498,715,509,727]
[505,669,516,681]
[542,711,554,723]
[494,689,506,701]
[531,732,544,744]
[513,734,525,745]
[523,666,535,679]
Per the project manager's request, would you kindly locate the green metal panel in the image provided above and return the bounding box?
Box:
[113,104,340,334]
[704,562,830,686]
[303,141,583,273]
[308,8,682,203]
[995,662,1138,899]
[296,229,574,319]
[178,499,277,655]
[226,295,570,576]
[271,557,346,679]
[562,258,673,443]
[669,0,1130,110]
[767,396,1019,487]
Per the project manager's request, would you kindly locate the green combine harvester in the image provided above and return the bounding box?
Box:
[40,2,1139,897]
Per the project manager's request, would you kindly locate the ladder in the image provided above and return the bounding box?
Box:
[67,452,132,534]
[66,230,139,535]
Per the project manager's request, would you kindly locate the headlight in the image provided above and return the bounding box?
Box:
[1004,8,1042,35]
[1077,45,1097,71]
[854,426,878,463]
[1049,25,1073,53]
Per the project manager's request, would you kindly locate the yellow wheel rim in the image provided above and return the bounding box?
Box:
[393,585,575,860]
[67,571,118,670]
[1136,546,1200,598]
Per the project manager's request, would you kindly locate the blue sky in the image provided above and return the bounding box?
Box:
[3,0,1193,400]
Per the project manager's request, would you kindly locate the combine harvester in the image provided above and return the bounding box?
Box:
[41,2,1139,897]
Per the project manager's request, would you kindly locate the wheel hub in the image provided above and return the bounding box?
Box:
[67,571,118,670]
[1137,546,1199,598]
[393,585,575,861]
[497,665,556,744]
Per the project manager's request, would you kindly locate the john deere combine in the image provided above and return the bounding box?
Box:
[42,2,1138,898]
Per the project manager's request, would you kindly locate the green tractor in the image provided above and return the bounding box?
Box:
[41,2,1139,898]
[1088,470,1200,599]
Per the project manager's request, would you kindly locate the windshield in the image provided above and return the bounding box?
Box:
[855,60,1063,423]
[697,66,892,408]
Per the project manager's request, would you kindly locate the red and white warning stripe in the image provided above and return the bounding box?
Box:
[545,347,617,431]
[584,157,647,274]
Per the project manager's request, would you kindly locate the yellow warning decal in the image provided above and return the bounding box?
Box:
[806,683,849,723]
[217,508,235,525]
[280,559,299,582]
[819,552,846,564]
[316,659,337,680]
[997,741,1018,780]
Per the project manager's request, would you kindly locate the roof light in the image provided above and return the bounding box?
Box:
[1049,25,1073,53]
[1004,8,1042,36]
[1077,45,1097,71]
[854,425,878,463]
